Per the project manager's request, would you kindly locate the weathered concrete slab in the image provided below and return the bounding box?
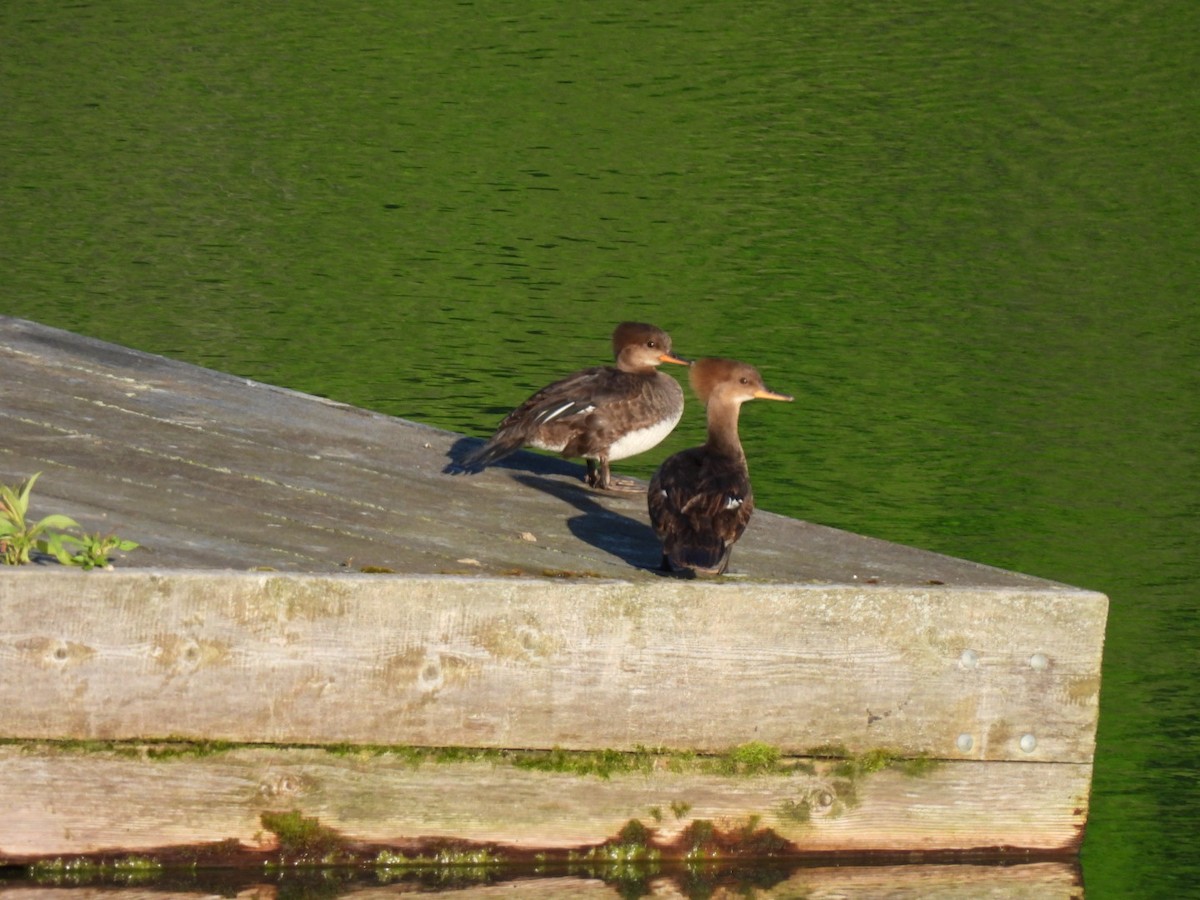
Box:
[1,316,1069,586]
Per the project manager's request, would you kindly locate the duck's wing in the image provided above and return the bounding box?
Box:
[649,450,754,574]
[503,365,616,424]
[455,366,613,469]
[508,368,676,460]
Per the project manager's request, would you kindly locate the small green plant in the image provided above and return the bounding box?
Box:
[0,472,79,565]
[50,532,140,571]
[0,472,137,569]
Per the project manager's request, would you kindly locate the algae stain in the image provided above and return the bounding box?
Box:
[1068,675,1101,703]
[152,633,230,671]
[224,577,350,626]
[772,747,940,829]
[472,613,560,662]
[988,719,1014,748]
[380,646,475,696]
[778,797,812,824]
[266,577,352,621]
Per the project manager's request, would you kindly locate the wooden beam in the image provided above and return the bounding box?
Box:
[0,745,1090,859]
[0,571,1106,762]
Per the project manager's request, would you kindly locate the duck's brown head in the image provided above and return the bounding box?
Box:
[688,357,793,407]
[612,322,690,371]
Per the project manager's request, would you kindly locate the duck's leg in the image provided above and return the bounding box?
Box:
[588,457,644,493]
[585,458,603,488]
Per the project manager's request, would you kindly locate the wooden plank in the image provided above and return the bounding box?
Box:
[0,745,1091,859]
[0,862,1085,899]
[0,571,1105,763]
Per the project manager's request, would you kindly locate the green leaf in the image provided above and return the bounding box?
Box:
[0,486,22,525]
[37,534,75,565]
[73,555,100,571]
[33,514,80,532]
[16,472,41,511]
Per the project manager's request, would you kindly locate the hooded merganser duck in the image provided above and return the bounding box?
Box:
[455,322,690,491]
[648,357,793,575]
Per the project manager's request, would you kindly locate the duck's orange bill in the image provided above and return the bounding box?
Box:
[660,353,692,366]
[754,388,794,401]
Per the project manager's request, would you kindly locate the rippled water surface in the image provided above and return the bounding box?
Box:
[3,1,1198,896]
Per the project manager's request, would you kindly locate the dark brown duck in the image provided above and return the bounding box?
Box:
[456,322,690,491]
[648,357,793,575]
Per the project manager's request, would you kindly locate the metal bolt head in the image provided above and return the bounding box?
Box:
[1019,733,1038,753]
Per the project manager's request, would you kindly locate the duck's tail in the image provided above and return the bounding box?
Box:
[445,431,525,474]
[665,541,732,577]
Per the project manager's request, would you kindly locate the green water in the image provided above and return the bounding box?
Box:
[3,1,1198,896]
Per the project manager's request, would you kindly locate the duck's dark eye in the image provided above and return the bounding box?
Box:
[647,340,657,348]
[740,377,749,384]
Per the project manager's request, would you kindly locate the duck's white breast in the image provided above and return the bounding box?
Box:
[605,410,683,461]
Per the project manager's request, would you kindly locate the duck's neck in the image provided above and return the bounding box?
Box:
[618,361,655,375]
[704,398,746,460]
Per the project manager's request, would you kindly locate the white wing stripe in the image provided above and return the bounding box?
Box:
[537,401,578,424]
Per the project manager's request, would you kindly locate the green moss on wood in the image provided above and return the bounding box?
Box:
[616,819,650,847]
[718,741,781,774]
[3,737,939,784]
[145,739,238,760]
[261,809,347,862]
[831,748,940,780]
[374,847,503,869]
[29,855,163,885]
[512,746,660,779]
[679,816,789,860]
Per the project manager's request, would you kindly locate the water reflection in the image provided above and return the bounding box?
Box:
[2,859,1083,899]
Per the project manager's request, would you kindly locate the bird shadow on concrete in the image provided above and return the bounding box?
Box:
[441,436,584,479]
[512,473,669,575]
